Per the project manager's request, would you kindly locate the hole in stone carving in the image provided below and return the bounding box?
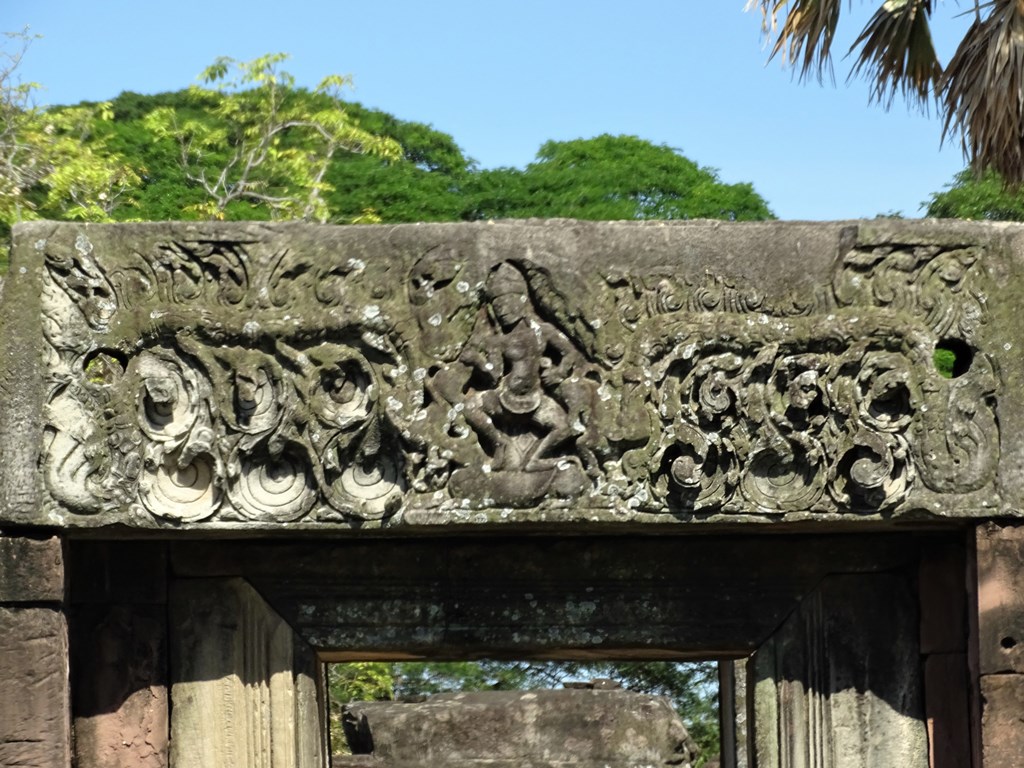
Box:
[933,339,973,379]
[82,348,127,384]
[1001,636,1017,650]
[325,659,721,767]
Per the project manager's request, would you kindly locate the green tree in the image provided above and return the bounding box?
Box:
[926,168,1024,220]
[142,54,401,221]
[1,29,141,262]
[327,662,394,754]
[324,101,477,223]
[468,135,773,221]
[750,0,1024,185]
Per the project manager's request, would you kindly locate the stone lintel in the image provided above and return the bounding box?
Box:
[2,219,1020,532]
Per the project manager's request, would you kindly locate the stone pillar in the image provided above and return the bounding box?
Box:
[751,573,928,768]
[169,577,323,768]
[719,659,749,768]
[0,533,70,768]
[918,540,972,768]
[974,522,1024,767]
[69,541,169,768]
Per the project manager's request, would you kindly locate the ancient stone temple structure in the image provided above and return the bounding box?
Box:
[0,219,1022,767]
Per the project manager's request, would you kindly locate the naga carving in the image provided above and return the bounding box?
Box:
[34,224,1002,527]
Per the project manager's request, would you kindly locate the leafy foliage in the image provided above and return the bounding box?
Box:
[933,347,956,378]
[327,662,394,754]
[142,54,401,221]
[748,0,1024,185]
[468,135,773,222]
[0,29,141,262]
[2,36,773,247]
[926,168,1024,221]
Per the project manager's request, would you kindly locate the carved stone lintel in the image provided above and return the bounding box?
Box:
[16,221,1003,528]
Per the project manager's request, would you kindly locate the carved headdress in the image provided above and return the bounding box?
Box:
[485,262,528,299]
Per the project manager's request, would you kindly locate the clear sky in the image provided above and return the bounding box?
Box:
[6,1,974,220]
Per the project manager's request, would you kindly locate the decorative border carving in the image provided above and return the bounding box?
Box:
[36,227,1000,526]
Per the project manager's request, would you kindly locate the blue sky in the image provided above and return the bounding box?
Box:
[6,1,974,220]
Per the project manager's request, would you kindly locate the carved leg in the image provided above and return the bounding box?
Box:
[524,397,573,471]
[463,390,508,468]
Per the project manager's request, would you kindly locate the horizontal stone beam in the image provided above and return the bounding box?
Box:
[169,533,944,657]
[3,219,1021,531]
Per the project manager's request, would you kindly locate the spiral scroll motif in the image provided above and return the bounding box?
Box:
[139,451,220,522]
[231,450,315,522]
[133,351,201,444]
[232,364,280,435]
[741,443,827,511]
[333,455,404,519]
[309,349,376,429]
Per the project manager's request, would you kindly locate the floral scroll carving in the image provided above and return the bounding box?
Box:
[643,342,917,513]
[37,226,1002,526]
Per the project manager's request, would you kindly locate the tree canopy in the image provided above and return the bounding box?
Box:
[750,0,1024,185]
[469,134,773,222]
[0,35,774,255]
[138,53,402,222]
[926,168,1024,221]
[0,29,140,240]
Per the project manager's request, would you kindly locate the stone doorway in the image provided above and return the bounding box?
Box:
[66,530,970,767]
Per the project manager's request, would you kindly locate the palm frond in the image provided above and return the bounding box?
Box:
[849,0,941,109]
[941,0,1024,184]
[748,0,844,81]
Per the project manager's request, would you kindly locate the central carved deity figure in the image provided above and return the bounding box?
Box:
[449,262,589,505]
[462,263,576,471]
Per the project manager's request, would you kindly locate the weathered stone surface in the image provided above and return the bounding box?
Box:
[752,574,927,768]
[0,534,63,603]
[0,224,45,521]
[976,522,1024,674]
[3,219,1019,530]
[69,540,166,604]
[341,689,696,767]
[976,522,1024,679]
[980,674,1024,768]
[169,534,938,657]
[169,578,322,768]
[924,654,971,768]
[0,606,70,768]
[332,757,383,767]
[71,604,168,768]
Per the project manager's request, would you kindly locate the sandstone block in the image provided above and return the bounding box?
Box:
[0,606,70,767]
[0,535,64,603]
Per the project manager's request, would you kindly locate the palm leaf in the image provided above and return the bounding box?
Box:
[749,0,845,81]
[941,0,1024,184]
[849,0,941,108]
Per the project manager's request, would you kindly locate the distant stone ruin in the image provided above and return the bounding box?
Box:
[336,689,697,767]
